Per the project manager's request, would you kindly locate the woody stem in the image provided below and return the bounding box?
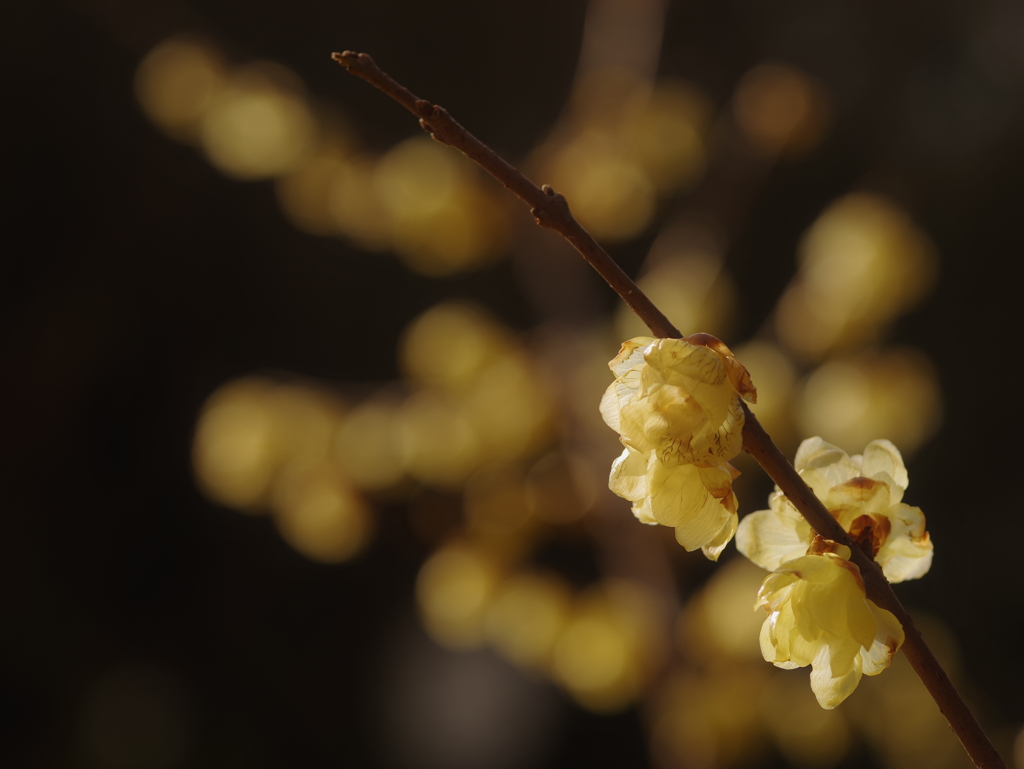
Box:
[333,50,1006,769]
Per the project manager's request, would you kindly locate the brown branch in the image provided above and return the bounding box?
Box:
[332,51,1006,769]
[331,51,679,339]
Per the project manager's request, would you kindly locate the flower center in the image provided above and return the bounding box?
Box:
[847,514,891,558]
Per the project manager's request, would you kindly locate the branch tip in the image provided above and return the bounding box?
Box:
[331,51,355,67]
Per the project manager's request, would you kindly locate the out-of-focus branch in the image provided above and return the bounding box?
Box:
[332,51,1005,769]
[575,0,667,85]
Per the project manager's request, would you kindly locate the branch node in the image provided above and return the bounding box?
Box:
[531,187,570,229]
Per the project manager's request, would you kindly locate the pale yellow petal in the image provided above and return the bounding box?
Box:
[860,438,908,491]
[599,382,623,433]
[644,338,727,387]
[795,437,859,489]
[608,446,650,503]
[609,337,654,378]
[793,436,846,471]
[631,495,658,525]
[645,341,740,431]
[722,354,758,404]
[616,389,668,453]
[599,367,643,435]
[760,613,799,667]
[796,556,875,652]
[736,506,810,571]
[698,511,738,561]
[860,602,904,676]
[696,463,738,501]
[649,462,733,552]
[876,504,933,582]
[797,466,833,500]
[861,470,905,505]
[809,645,863,709]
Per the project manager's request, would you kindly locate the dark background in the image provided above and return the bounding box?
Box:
[3,0,1023,767]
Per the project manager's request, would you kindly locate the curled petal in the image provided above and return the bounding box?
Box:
[860,439,909,492]
[699,514,738,561]
[608,337,653,378]
[795,437,858,478]
[797,444,861,497]
[683,332,758,403]
[860,601,905,675]
[608,446,648,497]
[760,610,800,668]
[599,367,642,436]
[608,446,655,524]
[876,504,933,582]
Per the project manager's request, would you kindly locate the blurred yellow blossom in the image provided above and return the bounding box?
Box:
[551,580,665,713]
[737,437,932,582]
[757,538,904,709]
[601,334,756,560]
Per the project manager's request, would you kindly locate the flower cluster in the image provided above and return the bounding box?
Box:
[737,437,933,582]
[739,437,932,707]
[757,537,904,709]
[600,335,756,560]
[600,335,931,709]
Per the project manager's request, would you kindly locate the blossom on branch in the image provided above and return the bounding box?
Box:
[601,335,756,560]
[757,537,904,709]
[737,437,933,582]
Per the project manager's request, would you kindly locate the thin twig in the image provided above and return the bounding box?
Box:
[331,51,679,339]
[332,51,1006,769]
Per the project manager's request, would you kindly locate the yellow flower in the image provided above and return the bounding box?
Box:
[757,538,904,709]
[737,437,932,582]
[600,335,756,465]
[601,335,755,560]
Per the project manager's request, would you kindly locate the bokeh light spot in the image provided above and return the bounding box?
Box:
[271,460,371,563]
[398,391,481,489]
[484,570,571,670]
[733,62,830,156]
[400,302,509,392]
[798,350,941,457]
[334,396,405,491]
[135,36,226,142]
[417,542,500,649]
[201,62,317,180]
